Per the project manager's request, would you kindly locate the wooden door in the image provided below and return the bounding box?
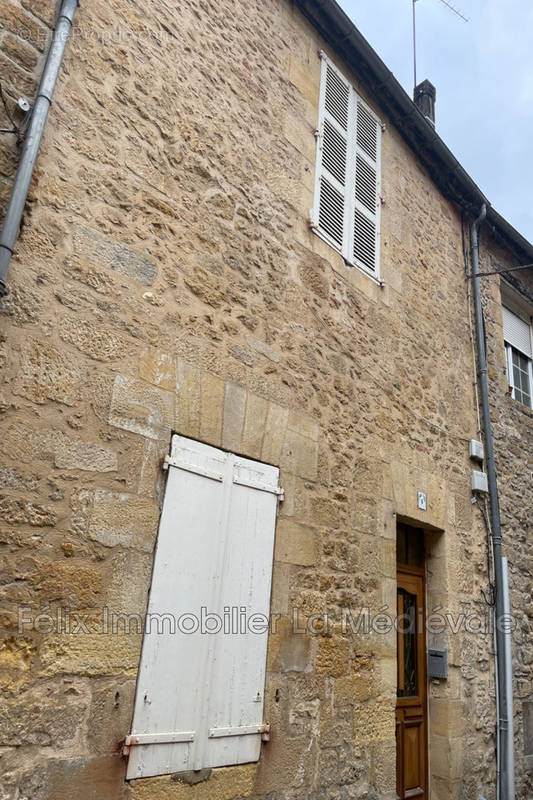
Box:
[396,525,427,799]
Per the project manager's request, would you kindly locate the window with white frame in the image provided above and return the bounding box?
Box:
[502,304,533,409]
[311,52,382,279]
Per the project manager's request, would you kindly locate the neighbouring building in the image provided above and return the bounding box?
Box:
[482,245,533,797]
[0,1,531,800]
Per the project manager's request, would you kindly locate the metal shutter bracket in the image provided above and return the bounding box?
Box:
[164,455,284,500]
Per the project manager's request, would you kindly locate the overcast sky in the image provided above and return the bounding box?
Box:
[336,0,533,243]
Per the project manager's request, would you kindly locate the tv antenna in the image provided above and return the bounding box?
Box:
[412,0,469,90]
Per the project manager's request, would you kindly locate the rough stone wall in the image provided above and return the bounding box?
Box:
[0,0,57,213]
[0,1,505,799]
[479,240,533,800]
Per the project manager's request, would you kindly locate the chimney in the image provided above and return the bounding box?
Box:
[414,80,436,126]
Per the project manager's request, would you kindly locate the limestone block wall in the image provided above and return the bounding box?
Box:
[0,1,507,799]
[479,241,533,800]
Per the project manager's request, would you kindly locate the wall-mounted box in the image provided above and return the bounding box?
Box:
[469,439,485,462]
[428,648,448,679]
[472,470,489,493]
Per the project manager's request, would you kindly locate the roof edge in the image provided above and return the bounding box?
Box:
[293,0,533,264]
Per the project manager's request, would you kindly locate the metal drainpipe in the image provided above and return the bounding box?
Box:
[471,204,512,800]
[503,557,515,799]
[0,0,79,297]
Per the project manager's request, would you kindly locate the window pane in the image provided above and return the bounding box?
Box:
[511,348,532,407]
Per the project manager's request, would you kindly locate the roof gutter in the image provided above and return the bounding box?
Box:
[294,0,533,264]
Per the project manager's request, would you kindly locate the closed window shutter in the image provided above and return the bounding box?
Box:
[352,99,381,275]
[314,58,352,253]
[313,54,381,277]
[126,436,280,780]
[503,306,532,358]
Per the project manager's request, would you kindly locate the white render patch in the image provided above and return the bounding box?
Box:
[108,374,174,440]
[89,489,160,552]
[53,438,117,472]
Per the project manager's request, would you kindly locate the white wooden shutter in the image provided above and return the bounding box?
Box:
[126,435,280,780]
[503,306,532,358]
[313,57,352,253]
[352,99,381,276]
[312,53,381,277]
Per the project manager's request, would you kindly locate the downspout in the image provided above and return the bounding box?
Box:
[0,0,79,297]
[502,557,515,800]
[471,204,513,800]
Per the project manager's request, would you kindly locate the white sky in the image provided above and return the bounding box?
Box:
[336,0,533,242]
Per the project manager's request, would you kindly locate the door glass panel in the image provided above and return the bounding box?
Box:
[397,588,418,697]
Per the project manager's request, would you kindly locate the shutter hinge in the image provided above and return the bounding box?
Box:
[163,454,224,482]
[207,723,271,740]
[232,475,283,495]
[123,725,270,756]
[123,730,195,755]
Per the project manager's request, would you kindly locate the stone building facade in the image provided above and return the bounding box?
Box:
[480,244,533,799]
[0,1,531,799]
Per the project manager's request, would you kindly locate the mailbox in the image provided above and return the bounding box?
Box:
[428,648,448,679]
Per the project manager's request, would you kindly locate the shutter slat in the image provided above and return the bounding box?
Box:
[353,207,377,273]
[325,63,349,130]
[318,178,344,246]
[356,101,378,161]
[322,119,347,186]
[355,154,377,214]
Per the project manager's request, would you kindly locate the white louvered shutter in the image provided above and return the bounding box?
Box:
[352,99,381,276]
[126,436,280,780]
[312,54,381,277]
[314,57,351,253]
[502,306,532,358]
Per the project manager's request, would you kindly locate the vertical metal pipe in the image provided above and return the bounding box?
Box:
[0,0,79,297]
[471,204,512,800]
[503,557,515,799]
[412,0,418,90]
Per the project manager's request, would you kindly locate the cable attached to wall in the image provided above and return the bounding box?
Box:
[0,83,28,144]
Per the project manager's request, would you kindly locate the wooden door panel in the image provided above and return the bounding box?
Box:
[404,718,425,794]
[396,565,427,800]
